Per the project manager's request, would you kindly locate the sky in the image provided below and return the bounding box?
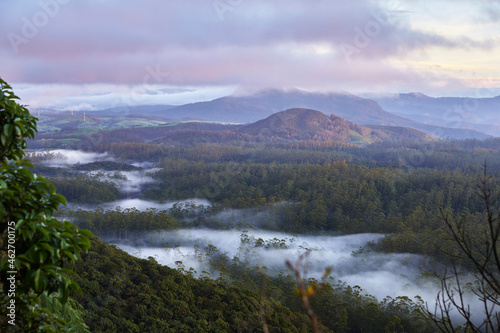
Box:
[1,0,499,110]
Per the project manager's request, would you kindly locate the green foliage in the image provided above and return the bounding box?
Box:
[39,292,90,333]
[66,207,182,237]
[0,77,92,331]
[73,160,142,171]
[0,79,37,161]
[51,175,122,204]
[67,236,438,332]
[68,237,325,332]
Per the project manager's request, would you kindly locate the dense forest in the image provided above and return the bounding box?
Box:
[34,143,491,264]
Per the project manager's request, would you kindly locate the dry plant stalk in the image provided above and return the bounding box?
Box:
[286,250,332,333]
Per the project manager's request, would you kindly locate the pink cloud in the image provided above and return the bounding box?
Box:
[0,0,497,97]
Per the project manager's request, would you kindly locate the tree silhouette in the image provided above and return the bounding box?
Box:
[427,164,500,332]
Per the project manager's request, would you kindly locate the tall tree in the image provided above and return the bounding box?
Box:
[0,78,92,332]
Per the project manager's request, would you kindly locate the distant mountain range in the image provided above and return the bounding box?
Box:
[151,88,411,125]
[367,92,500,137]
[71,88,500,140]
[33,106,465,145]
[143,89,491,140]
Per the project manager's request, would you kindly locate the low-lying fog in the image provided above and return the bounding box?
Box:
[68,198,212,211]
[35,149,114,167]
[115,229,486,324]
[30,149,164,199]
[115,230,430,301]
[88,170,157,194]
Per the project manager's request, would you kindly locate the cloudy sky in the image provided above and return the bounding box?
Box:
[1,0,499,109]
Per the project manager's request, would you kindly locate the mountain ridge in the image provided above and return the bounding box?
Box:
[150,89,491,140]
[153,88,414,126]
[369,92,500,136]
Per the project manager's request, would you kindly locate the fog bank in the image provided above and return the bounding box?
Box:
[69,198,212,212]
[36,149,113,167]
[115,230,429,301]
[88,170,156,194]
[115,228,488,325]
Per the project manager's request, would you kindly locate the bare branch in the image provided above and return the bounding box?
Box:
[427,166,500,332]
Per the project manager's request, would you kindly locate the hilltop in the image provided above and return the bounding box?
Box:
[239,108,430,143]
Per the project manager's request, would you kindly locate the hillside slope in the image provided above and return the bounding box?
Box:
[239,108,430,143]
[68,237,326,332]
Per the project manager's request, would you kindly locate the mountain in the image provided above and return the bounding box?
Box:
[238,108,431,143]
[152,89,492,140]
[95,104,178,118]
[368,92,500,136]
[153,88,413,125]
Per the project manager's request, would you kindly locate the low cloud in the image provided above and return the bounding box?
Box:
[88,170,156,195]
[2,0,498,102]
[115,228,488,325]
[69,198,212,212]
[35,149,112,167]
[115,231,426,300]
[11,83,235,109]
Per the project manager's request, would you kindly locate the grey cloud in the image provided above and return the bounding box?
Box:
[2,1,492,67]
[0,0,495,98]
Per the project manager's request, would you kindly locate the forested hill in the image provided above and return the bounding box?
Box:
[67,237,328,332]
[239,108,431,142]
